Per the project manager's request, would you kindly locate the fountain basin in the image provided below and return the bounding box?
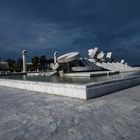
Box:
[0,74,140,99]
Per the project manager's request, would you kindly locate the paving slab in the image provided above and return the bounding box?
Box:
[0,85,140,140]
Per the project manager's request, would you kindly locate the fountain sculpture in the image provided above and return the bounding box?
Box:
[22,50,27,73]
[50,47,137,75]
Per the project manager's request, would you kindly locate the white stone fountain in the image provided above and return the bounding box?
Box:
[22,50,27,73]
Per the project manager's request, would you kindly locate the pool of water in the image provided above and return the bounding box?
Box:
[1,71,140,85]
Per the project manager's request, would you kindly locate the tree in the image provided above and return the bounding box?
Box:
[47,58,54,70]
[39,55,47,71]
[14,58,23,72]
[6,59,16,72]
[31,56,39,71]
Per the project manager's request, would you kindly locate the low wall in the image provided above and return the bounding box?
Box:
[86,75,140,99]
[0,79,86,99]
[0,75,140,100]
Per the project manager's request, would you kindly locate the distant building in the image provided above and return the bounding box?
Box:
[0,61,9,71]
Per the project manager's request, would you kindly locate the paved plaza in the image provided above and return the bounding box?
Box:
[0,85,140,140]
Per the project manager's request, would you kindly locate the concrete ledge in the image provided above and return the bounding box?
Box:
[0,79,86,99]
[0,72,27,76]
[0,75,140,100]
[64,71,119,77]
[86,75,140,99]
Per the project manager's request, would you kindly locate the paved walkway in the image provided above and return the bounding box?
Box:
[0,85,140,140]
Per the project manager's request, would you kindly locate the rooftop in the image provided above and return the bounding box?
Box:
[0,85,140,140]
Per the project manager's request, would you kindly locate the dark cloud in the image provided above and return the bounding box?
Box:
[0,0,140,64]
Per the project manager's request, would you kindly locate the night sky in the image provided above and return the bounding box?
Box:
[0,0,140,65]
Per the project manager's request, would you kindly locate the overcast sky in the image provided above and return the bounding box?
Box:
[0,0,140,65]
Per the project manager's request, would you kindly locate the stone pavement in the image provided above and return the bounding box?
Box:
[0,85,140,140]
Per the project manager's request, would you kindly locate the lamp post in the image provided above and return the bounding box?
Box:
[22,50,27,72]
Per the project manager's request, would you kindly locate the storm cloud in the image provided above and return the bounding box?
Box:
[0,0,140,65]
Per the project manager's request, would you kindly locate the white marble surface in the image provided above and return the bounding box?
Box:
[96,62,136,72]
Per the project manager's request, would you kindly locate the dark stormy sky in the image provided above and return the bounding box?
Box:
[0,0,140,65]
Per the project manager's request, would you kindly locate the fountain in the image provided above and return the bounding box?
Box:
[22,50,27,73]
[0,48,140,100]
[48,47,138,77]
